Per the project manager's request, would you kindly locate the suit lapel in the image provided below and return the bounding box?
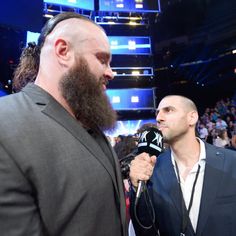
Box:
[159,151,183,218]
[45,100,120,194]
[158,151,198,235]
[109,143,128,235]
[196,144,225,236]
[23,84,120,199]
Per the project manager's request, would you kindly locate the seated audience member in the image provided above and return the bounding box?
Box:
[214,129,230,148]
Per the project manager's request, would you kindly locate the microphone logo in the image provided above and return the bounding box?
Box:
[150,131,163,152]
[138,130,149,145]
[137,127,163,155]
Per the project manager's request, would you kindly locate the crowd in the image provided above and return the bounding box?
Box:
[197,97,236,150]
[110,97,236,154]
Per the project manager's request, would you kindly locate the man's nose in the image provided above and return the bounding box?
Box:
[104,65,114,81]
[156,111,163,122]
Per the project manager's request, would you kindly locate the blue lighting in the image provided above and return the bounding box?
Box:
[26,31,40,45]
[26,34,152,55]
[44,0,94,10]
[106,88,156,110]
[108,36,151,55]
[99,0,160,13]
[105,118,157,137]
[0,90,8,97]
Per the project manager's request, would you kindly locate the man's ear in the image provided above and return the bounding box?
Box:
[54,38,73,66]
[188,110,199,126]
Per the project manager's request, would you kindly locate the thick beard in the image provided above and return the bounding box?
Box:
[59,57,117,132]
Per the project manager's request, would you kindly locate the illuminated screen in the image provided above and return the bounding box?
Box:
[108,36,151,55]
[105,118,156,137]
[26,34,152,55]
[26,31,40,45]
[44,0,94,10]
[106,88,155,110]
[99,0,160,13]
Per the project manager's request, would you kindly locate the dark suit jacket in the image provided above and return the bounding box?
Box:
[131,143,236,236]
[0,84,127,236]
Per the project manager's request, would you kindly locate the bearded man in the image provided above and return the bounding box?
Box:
[0,12,127,236]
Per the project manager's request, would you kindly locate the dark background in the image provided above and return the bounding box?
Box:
[0,0,235,117]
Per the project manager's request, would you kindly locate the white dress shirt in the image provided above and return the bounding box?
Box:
[171,138,206,232]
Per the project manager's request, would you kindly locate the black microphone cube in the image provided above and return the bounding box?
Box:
[137,127,163,156]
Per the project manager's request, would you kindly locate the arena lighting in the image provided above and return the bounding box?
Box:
[94,15,148,25]
[105,118,157,137]
[112,96,121,103]
[135,4,143,9]
[128,40,136,50]
[232,49,236,54]
[131,96,139,103]
[106,88,156,111]
[26,31,40,45]
[132,71,140,75]
[43,0,94,11]
[116,3,124,8]
[108,36,151,55]
[44,14,54,18]
[99,0,160,13]
[111,67,153,77]
[129,21,138,25]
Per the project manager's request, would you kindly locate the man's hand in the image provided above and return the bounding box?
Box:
[129,153,156,187]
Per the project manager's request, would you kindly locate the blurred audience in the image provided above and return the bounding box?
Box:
[114,135,137,160]
[197,96,235,150]
[213,129,230,148]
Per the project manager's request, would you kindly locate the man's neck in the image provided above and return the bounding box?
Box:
[171,137,200,170]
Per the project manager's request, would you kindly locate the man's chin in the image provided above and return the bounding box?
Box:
[162,134,169,143]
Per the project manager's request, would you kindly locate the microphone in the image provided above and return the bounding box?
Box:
[136,127,163,199]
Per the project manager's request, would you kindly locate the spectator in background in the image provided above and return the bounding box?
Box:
[227,120,235,139]
[228,106,236,121]
[216,116,228,130]
[215,99,228,116]
[198,122,208,141]
[136,122,158,134]
[114,135,125,158]
[114,135,137,160]
[114,135,137,225]
[206,128,217,145]
[214,129,230,148]
[210,109,219,122]
[231,131,236,150]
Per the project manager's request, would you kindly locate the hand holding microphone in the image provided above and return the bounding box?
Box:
[129,153,156,188]
[129,127,163,199]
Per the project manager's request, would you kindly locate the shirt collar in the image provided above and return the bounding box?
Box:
[171,138,206,172]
